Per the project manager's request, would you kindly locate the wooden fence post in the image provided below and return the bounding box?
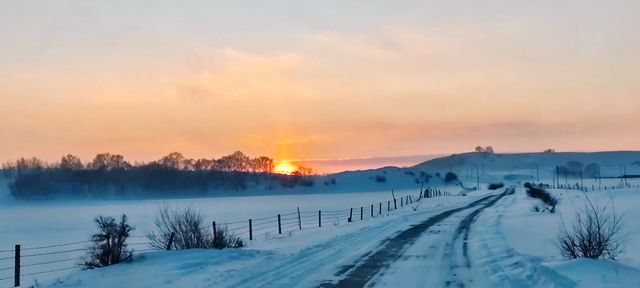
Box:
[212,221,217,242]
[249,219,253,240]
[394,199,397,209]
[14,244,20,287]
[166,232,175,250]
[297,207,302,230]
[401,197,403,207]
[371,204,373,217]
[379,202,382,215]
[319,210,322,227]
[351,208,355,221]
[360,206,363,220]
[278,214,282,234]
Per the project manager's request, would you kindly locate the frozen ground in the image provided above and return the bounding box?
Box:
[1,158,640,287]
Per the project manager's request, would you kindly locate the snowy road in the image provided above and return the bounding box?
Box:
[219,188,576,288]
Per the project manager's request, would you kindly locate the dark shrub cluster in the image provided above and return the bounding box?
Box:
[488,182,504,190]
[444,172,458,183]
[524,183,558,213]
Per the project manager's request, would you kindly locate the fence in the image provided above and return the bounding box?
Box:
[0,188,453,287]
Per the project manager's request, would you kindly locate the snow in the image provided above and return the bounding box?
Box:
[39,196,475,288]
[544,259,640,288]
[2,151,640,287]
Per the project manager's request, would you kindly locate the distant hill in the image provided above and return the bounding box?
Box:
[409,151,640,178]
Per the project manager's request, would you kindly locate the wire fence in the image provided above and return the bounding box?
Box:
[0,188,455,287]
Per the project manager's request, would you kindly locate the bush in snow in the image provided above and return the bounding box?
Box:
[524,183,558,213]
[212,225,244,249]
[84,215,134,269]
[558,197,624,260]
[148,206,243,250]
[148,206,212,250]
[374,175,386,183]
[488,182,504,190]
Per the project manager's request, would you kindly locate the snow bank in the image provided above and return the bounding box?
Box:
[544,259,640,288]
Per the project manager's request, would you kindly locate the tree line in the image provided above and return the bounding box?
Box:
[1,151,315,200]
[2,151,276,174]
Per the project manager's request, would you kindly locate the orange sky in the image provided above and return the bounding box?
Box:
[1,1,639,165]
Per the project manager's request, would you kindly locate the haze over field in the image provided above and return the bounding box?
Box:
[1,1,639,170]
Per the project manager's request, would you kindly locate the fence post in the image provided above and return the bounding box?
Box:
[249,219,253,240]
[360,206,363,220]
[348,208,353,222]
[14,244,20,288]
[388,200,390,211]
[319,210,322,227]
[371,204,373,217]
[297,207,302,230]
[394,199,397,209]
[166,232,175,250]
[379,202,382,215]
[401,197,403,207]
[212,221,217,242]
[278,214,282,234]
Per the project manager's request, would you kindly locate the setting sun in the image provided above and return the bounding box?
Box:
[274,161,297,175]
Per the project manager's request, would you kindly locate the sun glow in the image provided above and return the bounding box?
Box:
[274,161,297,175]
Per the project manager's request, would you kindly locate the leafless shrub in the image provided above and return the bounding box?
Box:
[148,206,243,250]
[148,206,211,250]
[84,215,134,269]
[558,196,625,260]
[213,225,244,249]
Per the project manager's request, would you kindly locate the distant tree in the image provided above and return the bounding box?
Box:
[475,146,485,153]
[584,163,601,178]
[157,152,191,170]
[15,157,46,172]
[217,151,250,172]
[444,172,459,183]
[193,158,214,171]
[257,156,274,173]
[89,153,131,170]
[566,161,584,176]
[60,154,84,170]
[544,149,556,153]
[484,146,495,154]
[294,166,313,176]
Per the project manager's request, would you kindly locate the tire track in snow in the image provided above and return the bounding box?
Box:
[468,188,577,287]
[320,193,502,288]
[444,188,514,288]
[224,208,431,288]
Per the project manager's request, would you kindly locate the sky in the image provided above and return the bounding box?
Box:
[1,0,639,169]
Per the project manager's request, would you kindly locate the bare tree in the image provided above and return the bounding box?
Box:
[89,153,131,170]
[60,154,84,170]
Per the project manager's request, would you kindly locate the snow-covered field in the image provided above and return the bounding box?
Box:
[2,153,640,287]
[1,185,457,287]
